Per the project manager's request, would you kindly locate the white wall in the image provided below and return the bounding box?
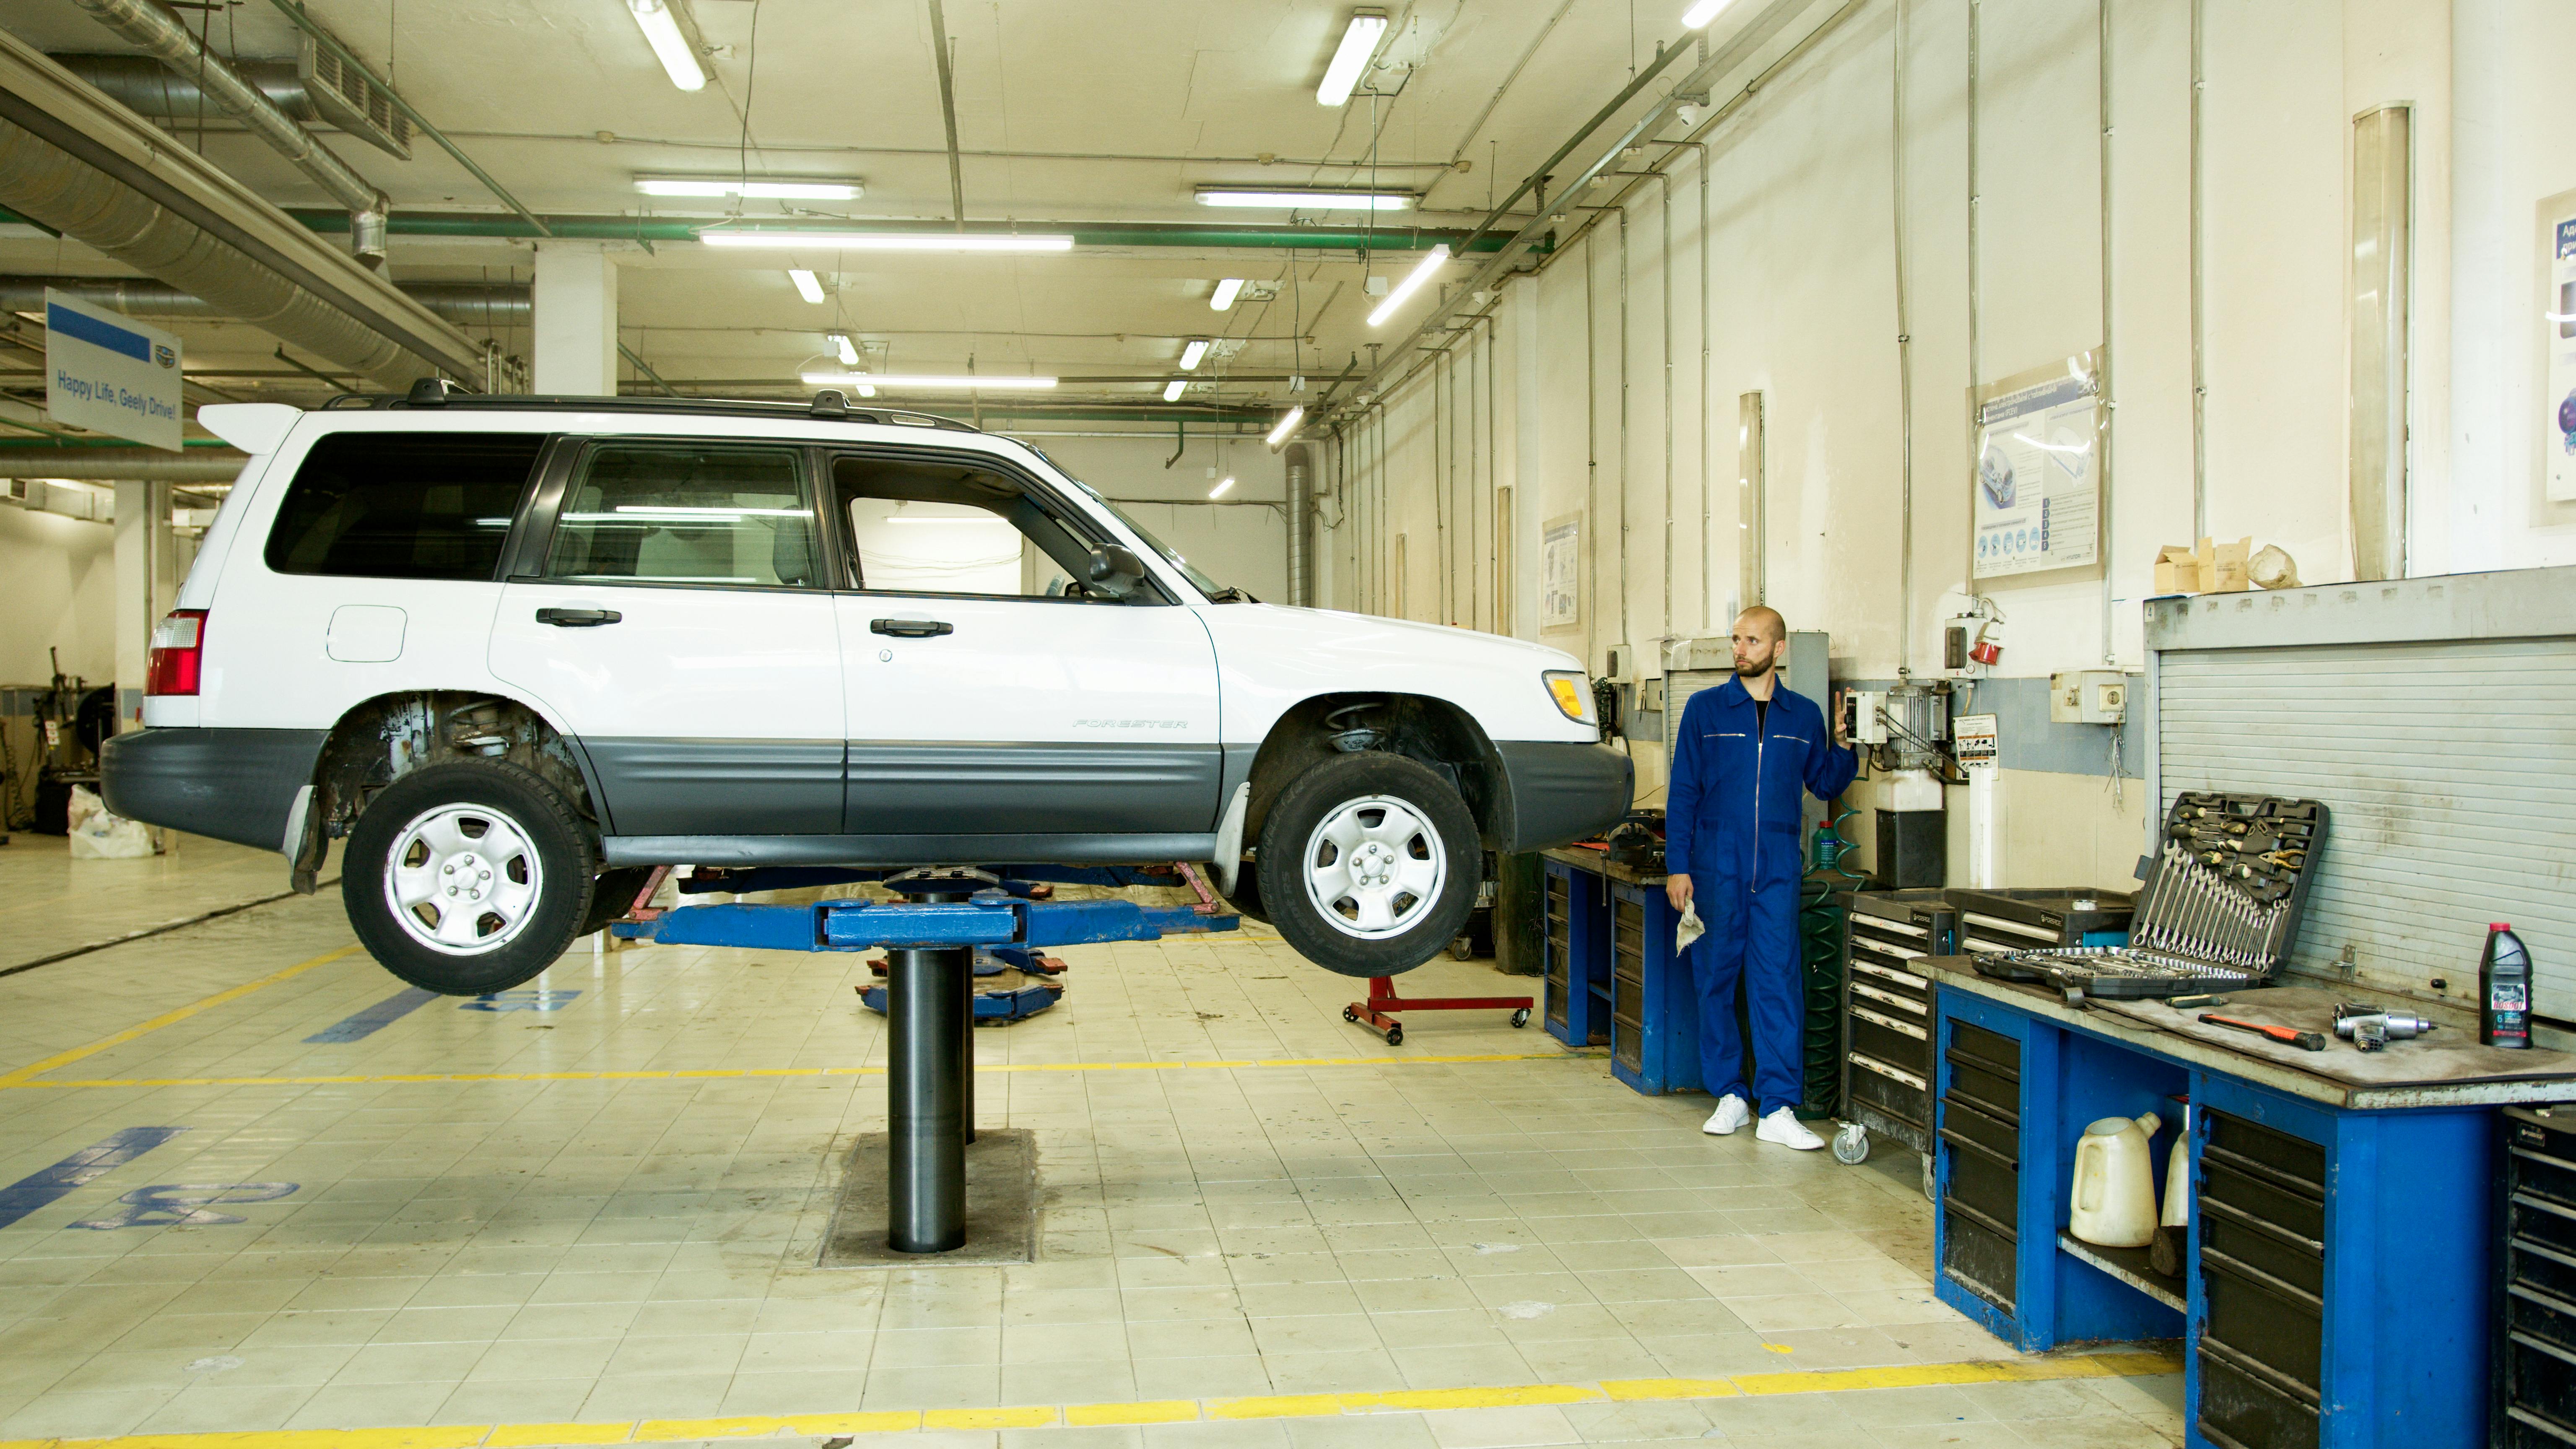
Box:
[1320,0,2576,886]
[1,502,116,687]
[1013,430,1290,602]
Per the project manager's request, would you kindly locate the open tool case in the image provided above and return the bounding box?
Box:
[1971,791,2329,1000]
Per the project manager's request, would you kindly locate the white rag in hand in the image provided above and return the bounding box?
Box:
[1675,906,1705,953]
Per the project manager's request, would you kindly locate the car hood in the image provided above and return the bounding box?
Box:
[1207,602,1587,672]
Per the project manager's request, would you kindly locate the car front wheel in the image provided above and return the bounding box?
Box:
[343,761,597,995]
[1254,752,1480,978]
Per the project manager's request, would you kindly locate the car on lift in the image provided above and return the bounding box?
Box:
[103,388,1631,994]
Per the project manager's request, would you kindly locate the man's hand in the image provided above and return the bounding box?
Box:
[1831,688,1852,748]
[1666,873,1693,914]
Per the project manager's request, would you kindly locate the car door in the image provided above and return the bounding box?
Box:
[827,448,1221,842]
[488,437,844,839]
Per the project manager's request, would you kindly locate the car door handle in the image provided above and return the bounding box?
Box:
[870,618,953,638]
[536,608,622,627]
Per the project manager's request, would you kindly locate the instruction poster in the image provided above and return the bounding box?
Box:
[2544,195,2576,502]
[1540,514,1581,632]
[1971,358,2103,579]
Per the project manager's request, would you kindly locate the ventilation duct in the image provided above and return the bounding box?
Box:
[1284,442,1314,607]
[0,276,530,328]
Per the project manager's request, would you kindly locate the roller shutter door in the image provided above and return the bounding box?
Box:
[2157,636,2576,1031]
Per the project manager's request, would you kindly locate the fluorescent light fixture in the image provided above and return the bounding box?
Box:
[637,175,863,200]
[1178,339,1210,370]
[829,332,859,366]
[1318,9,1389,106]
[1163,379,1188,402]
[1210,476,1236,499]
[800,371,1057,390]
[1680,0,1734,27]
[885,514,1004,525]
[626,0,706,91]
[1195,187,1413,211]
[1210,278,1244,310]
[1266,406,1305,447]
[1366,244,1450,326]
[788,269,826,304]
[704,230,1073,252]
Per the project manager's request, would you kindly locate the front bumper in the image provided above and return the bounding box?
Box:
[1493,740,1633,852]
[100,727,328,852]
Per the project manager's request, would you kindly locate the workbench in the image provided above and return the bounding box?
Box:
[1923,958,2576,1449]
[1540,847,1700,1094]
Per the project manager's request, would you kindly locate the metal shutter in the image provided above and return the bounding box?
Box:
[2157,635,2576,1030]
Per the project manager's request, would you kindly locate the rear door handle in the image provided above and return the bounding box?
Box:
[536,608,622,627]
[871,618,953,638]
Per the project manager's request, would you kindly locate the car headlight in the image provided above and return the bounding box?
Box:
[1543,670,1592,724]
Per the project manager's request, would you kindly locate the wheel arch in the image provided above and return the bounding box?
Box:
[299,691,602,888]
[1241,691,1510,854]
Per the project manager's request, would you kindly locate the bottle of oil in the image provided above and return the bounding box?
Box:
[2481,923,2532,1049]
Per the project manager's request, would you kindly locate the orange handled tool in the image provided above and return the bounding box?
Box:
[2199,1013,2329,1052]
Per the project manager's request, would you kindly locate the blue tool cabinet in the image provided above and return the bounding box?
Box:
[1926,963,2558,1449]
[1540,850,1703,1095]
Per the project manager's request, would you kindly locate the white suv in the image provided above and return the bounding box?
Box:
[104,388,1629,993]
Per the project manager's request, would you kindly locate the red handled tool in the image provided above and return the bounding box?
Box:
[2199,1013,2329,1052]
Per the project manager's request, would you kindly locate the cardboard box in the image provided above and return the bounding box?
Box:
[2153,545,2199,595]
[2197,535,2252,593]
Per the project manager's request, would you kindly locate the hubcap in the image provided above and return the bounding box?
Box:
[382,803,543,955]
[1302,794,1447,940]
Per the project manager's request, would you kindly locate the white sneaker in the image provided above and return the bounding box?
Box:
[1756,1107,1825,1150]
[1703,1095,1750,1135]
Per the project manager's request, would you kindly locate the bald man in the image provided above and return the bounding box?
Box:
[1663,607,1856,1149]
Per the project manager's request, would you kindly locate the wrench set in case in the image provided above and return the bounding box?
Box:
[1971,791,2329,1000]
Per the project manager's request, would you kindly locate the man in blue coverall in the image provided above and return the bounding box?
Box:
[1663,607,1857,1149]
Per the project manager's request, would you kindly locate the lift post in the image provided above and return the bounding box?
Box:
[614,866,1236,1254]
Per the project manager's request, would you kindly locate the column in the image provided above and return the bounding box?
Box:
[532,241,620,396]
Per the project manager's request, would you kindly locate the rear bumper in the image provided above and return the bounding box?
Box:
[99,727,327,852]
[1493,740,1633,852]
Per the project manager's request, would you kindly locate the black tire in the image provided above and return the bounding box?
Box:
[1511,1008,1530,1028]
[1222,858,1270,924]
[579,866,656,938]
[1385,1024,1403,1045]
[1254,752,1480,979]
[343,760,598,995]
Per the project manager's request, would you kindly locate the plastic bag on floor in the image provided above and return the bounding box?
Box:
[67,786,156,859]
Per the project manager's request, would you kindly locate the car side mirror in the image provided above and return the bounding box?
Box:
[1084,544,1146,599]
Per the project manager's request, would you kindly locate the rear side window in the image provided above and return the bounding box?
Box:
[545,443,818,588]
[264,431,544,580]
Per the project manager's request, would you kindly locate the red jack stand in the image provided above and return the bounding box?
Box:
[1343,974,1533,1046]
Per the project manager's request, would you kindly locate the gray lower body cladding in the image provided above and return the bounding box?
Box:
[99,726,327,851]
[1493,740,1633,852]
[603,833,1218,868]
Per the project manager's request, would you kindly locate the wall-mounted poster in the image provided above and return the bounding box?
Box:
[1971,352,2105,579]
[1540,514,1581,633]
[2541,191,2576,503]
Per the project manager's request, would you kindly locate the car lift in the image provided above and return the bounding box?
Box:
[613,865,1235,1253]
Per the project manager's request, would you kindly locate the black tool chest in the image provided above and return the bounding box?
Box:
[1611,891,1646,1073]
[1542,867,1579,1037]
[1947,887,2134,954]
[2197,1108,2328,1449]
[1938,1018,2023,1315]
[1843,889,1957,1155]
[2498,1106,2576,1449]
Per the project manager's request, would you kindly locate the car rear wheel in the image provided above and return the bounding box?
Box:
[344,761,596,995]
[1254,752,1480,978]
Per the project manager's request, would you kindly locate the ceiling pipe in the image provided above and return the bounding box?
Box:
[0,275,531,327]
[67,0,392,267]
[50,52,319,128]
[0,33,482,388]
[281,209,1529,254]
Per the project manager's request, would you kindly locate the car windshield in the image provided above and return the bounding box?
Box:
[1053,471,1231,598]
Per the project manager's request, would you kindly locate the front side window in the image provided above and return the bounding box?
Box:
[264,431,543,580]
[834,454,1143,601]
[546,443,819,587]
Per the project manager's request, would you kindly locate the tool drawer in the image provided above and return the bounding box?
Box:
[1937,1018,2021,1314]
[2500,1109,2576,1449]
[1840,889,1954,1155]
[2196,1107,2327,1449]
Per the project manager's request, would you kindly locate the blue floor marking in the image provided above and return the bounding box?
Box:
[303,987,439,1043]
[0,1126,187,1230]
[461,989,579,1012]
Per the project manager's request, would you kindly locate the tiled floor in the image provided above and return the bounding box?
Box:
[0,874,2183,1449]
[0,829,336,973]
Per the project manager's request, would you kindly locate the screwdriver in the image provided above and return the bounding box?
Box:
[2199,1013,2329,1052]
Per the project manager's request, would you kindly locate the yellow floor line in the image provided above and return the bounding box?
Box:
[0,943,360,1087]
[0,1349,2181,1449]
[4,1051,1591,1091]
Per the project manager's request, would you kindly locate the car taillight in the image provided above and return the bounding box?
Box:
[146,609,207,696]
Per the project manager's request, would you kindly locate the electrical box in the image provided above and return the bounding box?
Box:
[1602,643,1641,682]
[2049,670,2129,724]
[1843,689,1889,744]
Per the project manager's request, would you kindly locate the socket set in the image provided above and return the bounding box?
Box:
[1972,791,2329,1000]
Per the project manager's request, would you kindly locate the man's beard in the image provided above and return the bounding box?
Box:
[1735,660,1774,678]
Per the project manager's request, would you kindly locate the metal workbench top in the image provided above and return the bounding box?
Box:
[1540,846,1666,887]
[1924,956,2576,1110]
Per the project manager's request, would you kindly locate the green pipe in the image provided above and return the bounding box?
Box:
[284,210,1538,254]
[0,437,241,448]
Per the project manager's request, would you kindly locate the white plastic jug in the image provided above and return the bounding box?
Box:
[2161,1107,2191,1228]
[2069,1111,2163,1248]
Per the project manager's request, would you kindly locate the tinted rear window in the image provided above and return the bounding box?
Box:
[264,431,544,580]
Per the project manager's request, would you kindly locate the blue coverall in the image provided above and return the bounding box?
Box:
[1663,676,1857,1117]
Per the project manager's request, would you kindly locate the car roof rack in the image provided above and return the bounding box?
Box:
[320,385,981,434]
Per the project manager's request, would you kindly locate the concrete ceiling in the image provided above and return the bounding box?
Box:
[0,0,1718,423]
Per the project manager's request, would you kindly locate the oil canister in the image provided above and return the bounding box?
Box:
[2481,923,2532,1049]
